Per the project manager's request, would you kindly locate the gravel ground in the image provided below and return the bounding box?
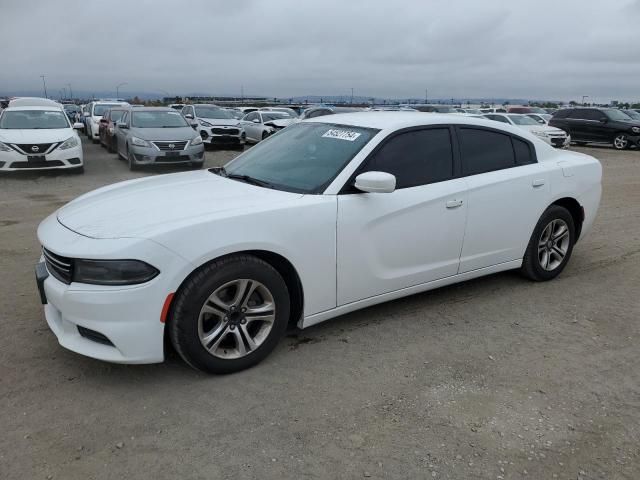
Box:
[1,138,639,480]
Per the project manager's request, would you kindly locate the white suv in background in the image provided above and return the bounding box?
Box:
[181,104,246,149]
[85,100,129,143]
[484,113,570,148]
[0,97,84,172]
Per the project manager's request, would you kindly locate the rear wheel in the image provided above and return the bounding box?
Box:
[169,255,290,374]
[613,133,629,150]
[521,205,575,281]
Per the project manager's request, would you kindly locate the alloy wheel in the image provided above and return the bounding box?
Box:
[614,135,628,150]
[198,279,276,359]
[537,219,570,271]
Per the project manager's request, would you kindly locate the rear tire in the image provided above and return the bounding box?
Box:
[169,255,290,374]
[521,205,575,281]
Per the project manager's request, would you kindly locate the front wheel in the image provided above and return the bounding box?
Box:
[613,133,629,150]
[521,205,575,281]
[169,255,290,374]
[127,145,138,171]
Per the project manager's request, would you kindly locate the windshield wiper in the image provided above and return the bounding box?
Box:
[210,167,274,188]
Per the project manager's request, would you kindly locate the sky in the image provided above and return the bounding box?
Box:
[1,0,640,102]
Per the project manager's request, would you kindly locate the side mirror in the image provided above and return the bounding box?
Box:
[354,171,396,194]
[72,122,84,129]
[184,113,194,119]
[117,122,128,129]
[252,118,261,123]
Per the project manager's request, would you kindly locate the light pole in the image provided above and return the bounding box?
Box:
[350,88,354,104]
[116,82,128,99]
[582,95,589,106]
[425,88,428,104]
[40,75,48,98]
[67,83,73,101]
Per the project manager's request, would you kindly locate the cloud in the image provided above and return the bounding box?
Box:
[1,0,639,102]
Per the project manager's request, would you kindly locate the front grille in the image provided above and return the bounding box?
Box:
[77,326,114,346]
[155,155,191,162]
[11,160,64,169]
[43,247,73,284]
[152,141,187,151]
[211,128,239,135]
[10,143,57,155]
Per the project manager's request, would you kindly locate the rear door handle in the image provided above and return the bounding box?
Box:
[532,179,546,188]
[446,199,464,209]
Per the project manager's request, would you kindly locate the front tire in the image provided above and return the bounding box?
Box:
[169,255,290,374]
[127,145,138,171]
[613,133,629,150]
[521,205,575,281]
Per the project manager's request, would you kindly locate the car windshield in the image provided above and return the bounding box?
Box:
[605,109,634,121]
[131,111,189,128]
[64,105,80,112]
[262,112,292,121]
[94,104,121,116]
[195,107,230,119]
[623,110,640,120]
[508,115,540,125]
[0,110,69,129]
[110,110,126,122]
[223,122,378,194]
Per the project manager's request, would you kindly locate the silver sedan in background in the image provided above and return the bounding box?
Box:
[114,107,205,170]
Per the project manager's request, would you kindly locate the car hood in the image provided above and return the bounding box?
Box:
[264,118,295,127]
[200,118,242,127]
[129,127,199,141]
[519,125,565,134]
[0,128,74,144]
[56,170,303,239]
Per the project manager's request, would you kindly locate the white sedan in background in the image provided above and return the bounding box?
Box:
[0,97,84,172]
[36,113,601,373]
[484,113,570,148]
[241,110,296,142]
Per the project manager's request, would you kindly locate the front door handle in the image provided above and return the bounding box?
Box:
[446,199,464,209]
[532,179,546,188]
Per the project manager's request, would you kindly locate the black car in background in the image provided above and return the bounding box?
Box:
[549,108,640,150]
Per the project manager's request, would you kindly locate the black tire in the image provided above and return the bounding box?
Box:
[261,131,269,141]
[127,145,138,171]
[521,205,575,281]
[613,133,629,150]
[169,254,290,374]
[107,140,114,153]
[573,141,587,146]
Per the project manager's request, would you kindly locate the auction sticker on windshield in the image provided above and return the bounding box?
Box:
[322,129,362,141]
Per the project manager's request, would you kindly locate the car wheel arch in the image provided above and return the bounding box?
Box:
[165,250,305,343]
[548,197,584,241]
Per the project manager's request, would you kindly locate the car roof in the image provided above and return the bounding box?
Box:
[127,107,175,112]
[307,111,543,135]
[4,105,64,112]
[9,97,63,108]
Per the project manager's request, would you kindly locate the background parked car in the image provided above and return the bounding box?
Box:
[259,106,299,117]
[484,113,570,148]
[621,110,640,121]
[63,104,81,124]
[415,105,458,113]
[0,97,84,172]
[181,104,245,150]
[479,107,507,113]
[507,106,548,114]
[85,101,129,143]
[99,107,129,153]
[114,107,205,170]
[241,110,296,142]
[549,107,640,150]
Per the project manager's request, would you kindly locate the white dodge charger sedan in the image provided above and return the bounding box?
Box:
[36,113,602,373]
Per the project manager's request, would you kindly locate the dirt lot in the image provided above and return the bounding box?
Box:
[1,138,639,480]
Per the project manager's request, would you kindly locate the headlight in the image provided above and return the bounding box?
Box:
[58,136,79,150]
[73,259,159,286]
[131,136,151,147]
[191,136,203,146]
[0,141,12,152]
[632,127,640,133]
[200,120,213,127]
[532,131,549,138]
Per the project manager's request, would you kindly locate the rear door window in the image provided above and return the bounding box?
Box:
[459,128,516,176]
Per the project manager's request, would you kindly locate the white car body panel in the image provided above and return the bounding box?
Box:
[36,112,602,364]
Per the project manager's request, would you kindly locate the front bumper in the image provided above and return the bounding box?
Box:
[539,134,570,148]
[201,128,246,145]
[36,213,193,364]
[0,144,83,171]
[628,134,640,146]
[129,143,205,165]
